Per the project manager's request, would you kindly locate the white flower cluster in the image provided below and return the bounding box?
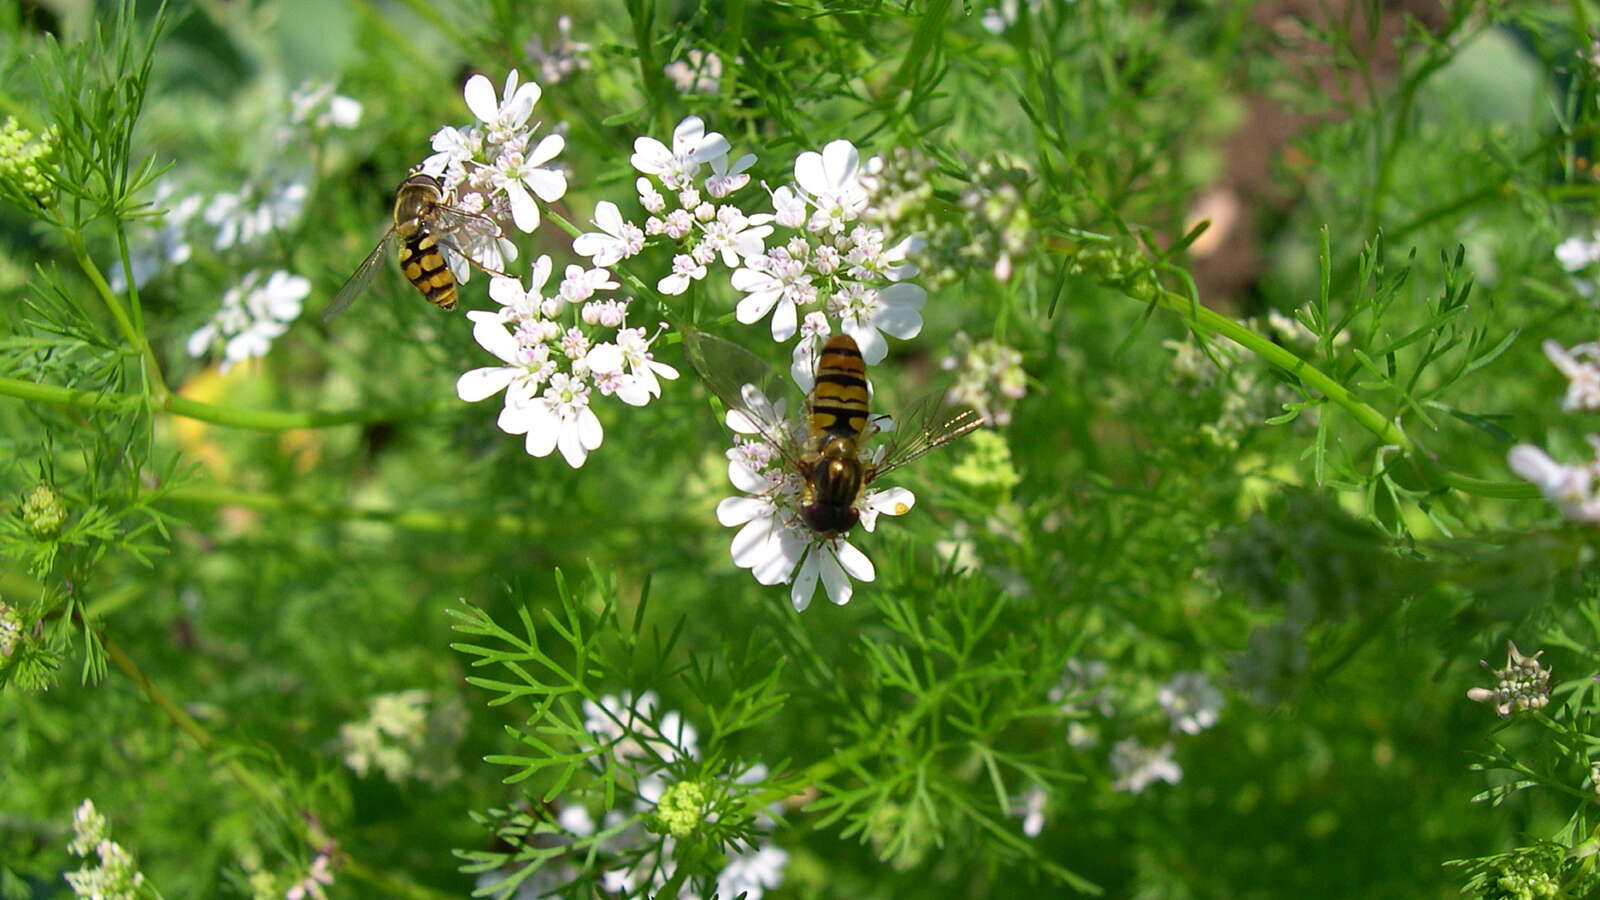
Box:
[525,15,591,84]
[1508,339,1600,522]
[0,600,21,657]
[337,689,466,786]
[285,853,335,900]
[186,269,310,372]
[419,69,566,238]
[476,691,788,900]
[715,387,914,610]
[64,800,147,900]
[1557,228,1600,297]
[110,81,359,295]
[1157,670,1224,736]
[456,255,678,467]
[664,49,724,95]
[1108,738,1183,794]
[940,331,1027,425]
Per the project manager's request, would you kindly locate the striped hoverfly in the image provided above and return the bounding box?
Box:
[323,172,513,320]
[685,330,983,537]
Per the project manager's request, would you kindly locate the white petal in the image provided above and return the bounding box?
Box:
[530,255,555,291]
[718,496,768,527]
[631,137,672,174]
[456,366,517,402]
[614,378,652,407]
[790,550,820,611]
[463,74,499,123]
[497,402,533,435]
[793,150,827,197]
[489,275,525,307]
[820,140,859,190]
[874,284,926,338]
[558,421,590,467]
[187,323,217,357]
[845,320,887,364]
[658,272,689,295]
[770,298,797,342]
[834,539,875,582]
[753,533,803,585]
[525,167,568,203]
[671,116,706,155]
[818,548,855,606]
[693,132,731,162]
[729,459,773,494]
[592,201,624,236]
[472,317,522,364]
[731,515,777,567]
[525,406,559,457]
[527,132,565,167]
[577,407,604,450]
[1508,445,1564,491]
[574,233,624,266]
[506,182,539,233]
[736,289,781,325]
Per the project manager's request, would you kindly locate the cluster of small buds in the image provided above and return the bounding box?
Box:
[940,331,1027,425]
[949,429,1022,495]
[21,484,67,537]
[716,386,915,610]
[0,116,56,207]
[664,49,724,95]
[419,68,566,243]
[64,800,148,900]
[1467,641,1553,718]
[1157,671,1224,736]
[1108,738,1183,793]
[186,270,310,373]
[456,255,678,467]
[537,692,790,900]
[525,15,592,84]
[337,689,466,786]
[867,148,1035,287]
[0,599,21,657]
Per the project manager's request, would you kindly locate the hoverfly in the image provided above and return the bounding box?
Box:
[685,330,983,537]
[323,172,512,321]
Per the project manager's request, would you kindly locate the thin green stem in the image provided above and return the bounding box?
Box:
[100,632,460,900]
[0,373,459,432]
[1145,288,1538,500]
[64,228,167,399]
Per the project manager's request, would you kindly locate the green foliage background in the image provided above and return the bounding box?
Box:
[2,0,1599,898]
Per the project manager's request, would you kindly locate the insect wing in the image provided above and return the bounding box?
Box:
[683,331,809,470]
[323,228,397,322]
[430,202,514,280]
[867,390,984,483]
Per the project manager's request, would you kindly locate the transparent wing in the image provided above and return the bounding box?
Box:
[431,202,514,279]
[867,389,984,483]
[323,229,396,322]
[682,330,810,471]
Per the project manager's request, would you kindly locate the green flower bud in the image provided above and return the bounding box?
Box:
[951,430,1021,495]
[648,779,708,838]
[21,485,67,537]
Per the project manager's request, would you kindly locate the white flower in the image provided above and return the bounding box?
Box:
[289,80,362,130]
[1157,671,1223,735]
[706,152,757,198]
[526,15,591,84]
[715,385,913,610]
[573,200,646,266]
[489,133,568,233]
[1557,232,1600,272]
[658,253,707,295]
[794,140,871,233]
[1109,739,1182,793]
[790,311,832,390]
[464,70,541,143]
[420,124,484,189]
[631,116,731,189]
[701,205,774,267]
[456,313,555,408]
[205,176,308,250]
[715,844,788,900]
[664,49,724,95]
[286,853,335,900]
[829,281,925,364]
[1508,441,1600,522]
[1544,339,1600,412]
[1013,785,1046,838]
[187,270,309,372]
[732,247,815,341]
[498,372,604,467]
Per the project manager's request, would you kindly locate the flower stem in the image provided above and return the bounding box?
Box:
[1145,286,1538,500]
[0,373,459,432]
[65,228,169,400]
[99,632,461,900]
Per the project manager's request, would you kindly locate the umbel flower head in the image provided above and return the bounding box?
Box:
[714,387,914,610]
[1468,641,1552,718]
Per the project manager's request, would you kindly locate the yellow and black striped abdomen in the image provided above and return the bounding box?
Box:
[808,334,870,441]
[398,226,458,311]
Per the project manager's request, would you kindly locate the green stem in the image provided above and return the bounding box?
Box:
[65,229,168,400]
[888,0,953,94]
[0,373,459,432]
[100,632,460,900]
[1145,288,1538,500]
